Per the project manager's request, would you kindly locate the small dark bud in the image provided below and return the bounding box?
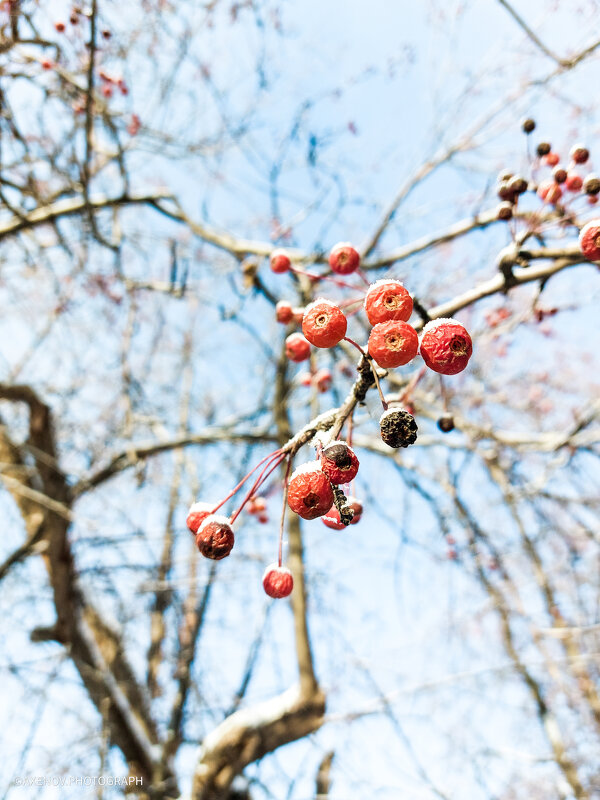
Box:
[552,167,567,184]
[536,142,551,157]
[497,202,513,221]
[521,118,536,134]
[437,415,455,433]
[380,408,418,448]
[497,181,514,201]
[508,175,528,195]
[583,174,600,195]
[497,169,513,183]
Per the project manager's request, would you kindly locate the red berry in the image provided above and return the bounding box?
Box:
[41,60,53,70]
[262,564,293,598]
[537,180,562,204]
[364,279,413,325]
[195,515,234,560]
[257,512,269,524]
[248,496,267,514]
[270,249,291,274]
[276,300,294,324]
[589,195,599,205]
[314,367,332,393]
[102,85,113,98]
[320,441,359,484]
[285,333,311,362]
[552,166,567,184]
[543,152,560,167]
[302,299,347,348]
[368,320,419,368]
[579,219,600,260]
[570,143,589,164]
[565,173,583,192]
[298,371,313,387]
[55,21,66,32]
[328,242,360,275]
[186,501,214,534]
[419,318,473,376]
[287,462,334,520]
[322,496,363,529]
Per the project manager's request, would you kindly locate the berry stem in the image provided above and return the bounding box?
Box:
[278,457,292,567]
[367,360,388,410]
[290,265,363,291]
[212,449,282,518]
[229,453,286,525]
[439,374,449,413]
[343,336,366,356]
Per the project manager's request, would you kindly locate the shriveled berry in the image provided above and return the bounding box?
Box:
[536,142,551,157]
[314,368,332,393]
[565,173,583,192]
[521,118,535,134]
[508,175,528,195]
[186,501,214,534]
[497,202,513,221]
[287,462,334,520]
[285,333,311,362]
[262,564,293,598]
[537,180,562,204]
[368,320,419,368]
[552,167,567,184]
[196,515,234,560]
[497,182,514,201]
[579,219,600,261]
[302,299,347,348]
[419,318,473,375]
[570,144,589,164]
[322,497,363,529]
[270,249,291,274]
[380,408,418,448]
[364,279,413,325]
[437,415,455,433]
[276,300,294,324]
[543,152,560,167]
[328,242,360,275]
[321,441,359,484]
[584,174,600,195]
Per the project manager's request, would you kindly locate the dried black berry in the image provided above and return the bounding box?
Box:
[508,175,528,195]
[584,174,600,195]
[521,118,535,134]
[536,142,551,157]
[553,167,567,184]
[380,409,418,448]
[322,443,353,470]
[437,415,455,433]
[497,202,513,221]
[497,182,514,201]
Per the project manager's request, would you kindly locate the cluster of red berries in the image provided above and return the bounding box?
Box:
[495,118,598,220]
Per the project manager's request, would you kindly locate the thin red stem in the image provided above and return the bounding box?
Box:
[290,265,364,291]
[229,453,286,525]
[211,449,281,516]
[278,457,292,567]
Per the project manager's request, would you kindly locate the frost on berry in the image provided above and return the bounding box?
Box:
[186,501,214,534]
[302,298,347,348]
[196,515,235,560]
[320,441,359,484]
[379,408,418,448]
[419,317,473,376]
[285,332,311,362]
[287,462,334,520]
[328,242,360,275]
[579,220,600,261]
[262,564,293,598]
[270,249,291,274]
[368,320,419,368]
[364,279,413,325]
